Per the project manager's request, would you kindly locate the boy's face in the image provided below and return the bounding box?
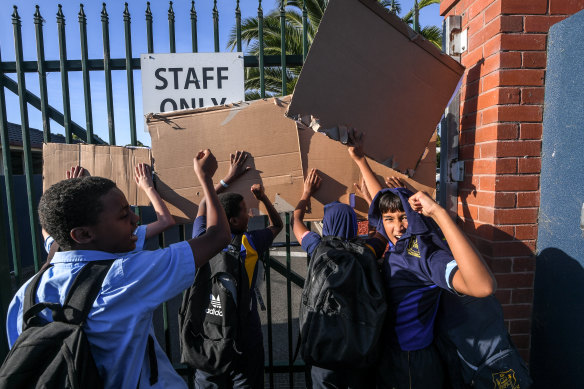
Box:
[382,210,408,245]
[90,188,139,253]
[229,199,249,233]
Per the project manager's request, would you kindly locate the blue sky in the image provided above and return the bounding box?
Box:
[0,0,443,147]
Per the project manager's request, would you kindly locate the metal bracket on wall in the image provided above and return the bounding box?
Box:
[450,159,465,182]
[444,15,467,61]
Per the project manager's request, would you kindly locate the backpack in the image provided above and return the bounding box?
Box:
[178,233,250,374]
[0,260,114,389]
[435,293,533,389]
[298,236,387,369]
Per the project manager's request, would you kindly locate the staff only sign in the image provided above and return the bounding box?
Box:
[140,52,245,116]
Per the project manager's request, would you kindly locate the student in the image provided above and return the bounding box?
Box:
[292,168,388,389]
[42,163,175,258]
[6,150,231,388]
[192,150,283,389]
[347,129,496,389]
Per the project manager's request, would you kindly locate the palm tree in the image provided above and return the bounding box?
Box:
[227,0,442,98]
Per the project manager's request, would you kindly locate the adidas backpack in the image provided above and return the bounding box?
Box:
[0,260,114,389]
[178,234,250,374]
[299,236,387,369]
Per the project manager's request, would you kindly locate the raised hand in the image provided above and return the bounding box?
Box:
[193,149,218,179]
[303,168,321,197]
[134,163,154,191]
[65,165,86,179]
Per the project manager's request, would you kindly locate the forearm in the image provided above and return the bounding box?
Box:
[144,187,175,225]
[292,194,310,242]
[432,208,495,296]
[354,158,382,198]
[261,194,283,235]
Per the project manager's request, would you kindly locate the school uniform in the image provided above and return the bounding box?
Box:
[301,202,387,389]
[192,215,274,389]
[6,225,193,388]
[368,188,459,389]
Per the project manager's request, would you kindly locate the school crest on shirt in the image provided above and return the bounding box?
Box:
[406,237,421,258]
[492,369,519,389]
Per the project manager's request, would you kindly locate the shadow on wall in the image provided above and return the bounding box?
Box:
[530,248,584,388]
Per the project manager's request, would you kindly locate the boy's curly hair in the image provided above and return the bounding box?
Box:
[38,177,117,250]
[218,192,244,220]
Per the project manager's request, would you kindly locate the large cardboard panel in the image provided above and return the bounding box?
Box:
[42,143,152,206]
[287,0,464,173]
[147,97,304,224]
[297,124,436,220]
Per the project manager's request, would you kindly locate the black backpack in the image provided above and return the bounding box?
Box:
[178,234,250,374]
[298,236,387,369]
[0,260,114,389]
[435,293,533,389]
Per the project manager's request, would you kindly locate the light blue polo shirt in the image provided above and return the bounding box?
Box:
[6,225,195,388]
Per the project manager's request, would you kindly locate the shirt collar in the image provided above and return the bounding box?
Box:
[51,249,120,263]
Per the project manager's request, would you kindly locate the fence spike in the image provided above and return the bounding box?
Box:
[78,4,86,21]
[101,2,108,20]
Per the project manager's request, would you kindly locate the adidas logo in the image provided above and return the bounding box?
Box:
[206,294,223,316]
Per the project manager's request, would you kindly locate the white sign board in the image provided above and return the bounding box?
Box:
[140,52,245,116]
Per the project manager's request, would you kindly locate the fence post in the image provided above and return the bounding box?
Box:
[123,3,137,146]
[56,4,72,144]
[280,0,287,96]
[190,1,198,53]
[258,1,265,98]
[213,0,219,52]
[79,4,94,144]
[34,6,51,143]
[168,2,176,54]
[101,3,115,145]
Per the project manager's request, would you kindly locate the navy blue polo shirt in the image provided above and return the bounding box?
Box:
[369,188,459,351]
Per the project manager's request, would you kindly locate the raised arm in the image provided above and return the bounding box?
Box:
[251,184,283,238]
[353,176,373,206]
[348,128,383,198]
[292,168,321,243]
[188,150,231,268]
[408,191,496,297]
[135,163,176,239]
[197,150,251,218]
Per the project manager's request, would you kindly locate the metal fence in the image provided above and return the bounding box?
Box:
[0,1,311,386]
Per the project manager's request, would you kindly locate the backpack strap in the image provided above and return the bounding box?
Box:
[60,260,116,325]
[22,265,54,330]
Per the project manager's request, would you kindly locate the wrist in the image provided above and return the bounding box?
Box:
[430,206,448,222]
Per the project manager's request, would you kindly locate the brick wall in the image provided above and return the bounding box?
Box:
[439,0,584,360]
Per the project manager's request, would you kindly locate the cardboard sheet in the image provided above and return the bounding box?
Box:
[297,124,436,220]
[287,0,464,173]
[147,97,304,224]
[42,143,152,206]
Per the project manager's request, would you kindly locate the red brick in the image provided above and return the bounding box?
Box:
[483,34,503,58]
[491,240,536,256]
[522,51,547,68]
[461,78,481,102]
[497,273,534,288]
[462,45,485,68]
[502,303,533,320]
[487,257,513,273]
[496,175,539,191]
[518,157,541,173]
[459,144,477,159]
[476,123,519,142]
[478,206,496,223]
[518,348,530,362]
[517,192,540,207]
[440,0,458,16]
[477,87,521,110]
[515,224,539,239]
[524,15,569,32]
[499,69,545,86]
[474,223,515,240]
[474,15,523,48]
[461,113,479,131]
[458,202,479,220]
[500,34,547,51]
[484,0,503,24]
[501,0,547,14]
[469,0,495,21]
[521,87,545,104]
[513,257,537,273]
[510,334,531,349]
[482,52,522,75]
[479,141,498,158]
[520,123,542,139]
[481,72,500,93]
[481,106,500,125]
[497,105,543,122]
[510,319,531,334]
[495,191,518,207]
[468,11,486,37]
[550,0,584,14]
[495,289,512,304]
[496,140,541,157]
[494,207,539,224]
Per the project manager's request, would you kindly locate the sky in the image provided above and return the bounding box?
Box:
[0,0,443,147]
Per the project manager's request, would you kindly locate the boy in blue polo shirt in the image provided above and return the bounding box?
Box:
[192,150,283,389]
[6,149,231,388]
[348,129,496,388]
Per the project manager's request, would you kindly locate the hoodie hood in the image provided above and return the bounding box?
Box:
[322,201,358,239]
[368,188,433,240]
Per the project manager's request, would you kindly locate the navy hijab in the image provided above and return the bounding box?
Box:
[322,201,358,240]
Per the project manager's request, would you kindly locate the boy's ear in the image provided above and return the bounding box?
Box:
[70,227,95,245]
[228,216,239,228]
